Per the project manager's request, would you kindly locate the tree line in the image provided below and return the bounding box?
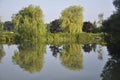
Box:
[0,0,119,41]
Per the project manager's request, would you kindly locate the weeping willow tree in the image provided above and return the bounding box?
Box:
[60,43,83,70]
[60,5,83,34]
[12,42,46,73]
[12,5,46,40]
[0,17,3,32]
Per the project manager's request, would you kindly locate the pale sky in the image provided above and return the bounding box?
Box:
[0,0,115,23]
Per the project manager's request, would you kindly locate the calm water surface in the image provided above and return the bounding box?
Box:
[0,43,113,80]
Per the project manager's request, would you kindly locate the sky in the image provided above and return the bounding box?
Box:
[0,0,115,23]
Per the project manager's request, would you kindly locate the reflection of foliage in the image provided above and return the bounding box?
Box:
[60,44,83,70]
[49,45,62,57]
[12,42,46,73]
[0,45,4,63]
[101,56,120,80]
[82,44,97,53]
[82,44,92,53]
[101,33,120,80]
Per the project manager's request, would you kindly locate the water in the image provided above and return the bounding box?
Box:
[0,43,112,80]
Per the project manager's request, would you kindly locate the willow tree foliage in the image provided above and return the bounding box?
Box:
[12,5,46,40]
[0,17,3,32]
[60,5,83,33]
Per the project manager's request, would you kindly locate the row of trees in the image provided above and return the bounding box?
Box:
[1,0,119,40]
[1,4,105,41]
[10,5,85,40]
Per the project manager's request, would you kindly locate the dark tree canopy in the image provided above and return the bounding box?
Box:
[102,0,120,34]
[49,19,62,33]
[82,21,94,32]
[103,13,120,33]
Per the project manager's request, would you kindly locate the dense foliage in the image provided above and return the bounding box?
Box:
[103,0,120,34]
[82,21,95,32]
[12,5,46,40]
[60,5,83,33]
[0,17,3,32]
[49,19,62,33]
[103,13,120,33]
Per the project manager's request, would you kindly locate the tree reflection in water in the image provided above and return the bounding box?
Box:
[49,45,62,57]
[0,45,4,63]
[83,44,103,60]
[60,44,83,71]
[101,35,120,80]
[12,41,46,73]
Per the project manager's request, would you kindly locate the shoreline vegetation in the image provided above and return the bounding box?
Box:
[0,0,120,48]
[0,31,105,45]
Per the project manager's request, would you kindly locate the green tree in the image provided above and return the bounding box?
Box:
[0,17,3,32]
[12,5,46,40]
[60,5,83,33]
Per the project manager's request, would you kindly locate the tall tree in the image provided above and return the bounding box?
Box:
[12,5,46,40]
[0,17,3,32]
[60,5,83,33]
